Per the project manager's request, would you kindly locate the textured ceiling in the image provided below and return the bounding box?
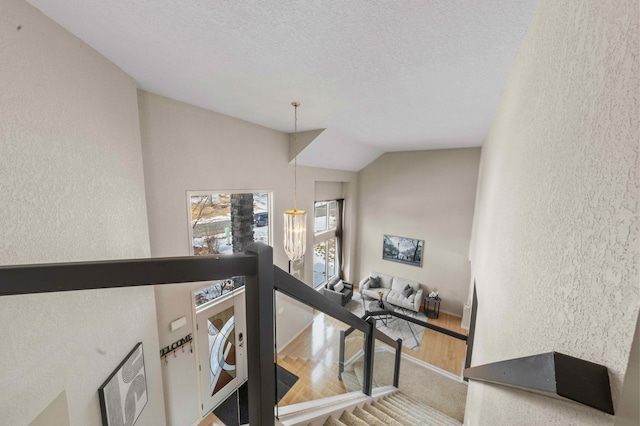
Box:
[26,0,538,171]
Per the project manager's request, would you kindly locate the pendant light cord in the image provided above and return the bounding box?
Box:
[293,102,299,212]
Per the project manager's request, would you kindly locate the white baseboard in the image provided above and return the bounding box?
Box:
[400,352,467,383]
[439,308,462,318]
[278,318,313,352]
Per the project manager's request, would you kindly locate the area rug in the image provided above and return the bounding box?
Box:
[345,292,427,351]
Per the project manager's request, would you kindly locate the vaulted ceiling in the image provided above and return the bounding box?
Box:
[27,0,538,171]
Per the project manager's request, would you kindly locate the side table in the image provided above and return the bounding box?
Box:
[424,296,441,319]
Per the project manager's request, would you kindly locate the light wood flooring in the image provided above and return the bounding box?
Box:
[408,310,468,375]
[276,307,468,407]
[198,411,225,426]
[198,305,468,424]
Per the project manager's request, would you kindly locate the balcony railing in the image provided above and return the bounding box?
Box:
[0,242,402,425]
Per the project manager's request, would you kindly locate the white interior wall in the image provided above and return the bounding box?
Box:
[315,181,343,202]
[0,0,164,424]
[356,148,481,316]
[466,1,639,424]
[138,91,358,425]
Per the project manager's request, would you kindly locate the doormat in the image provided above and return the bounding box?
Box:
[276,363,299,403]
[213,381,248,425]
[211,364,298,425]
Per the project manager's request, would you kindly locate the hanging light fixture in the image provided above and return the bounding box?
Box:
[284,101,307,261]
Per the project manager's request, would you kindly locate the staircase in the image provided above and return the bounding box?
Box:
[340,360,377,393]
[322,392,461,426]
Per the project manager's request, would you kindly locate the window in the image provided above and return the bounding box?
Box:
[188,191,271,256]
[313,200,340,288]
[194,278,243,307]
[314,200,337,232]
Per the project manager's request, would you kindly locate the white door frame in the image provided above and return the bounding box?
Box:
[192,284,247,418]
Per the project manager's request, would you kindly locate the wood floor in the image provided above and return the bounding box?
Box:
[408,310,468,375]
[198,411,225,426]
[198,303,468,424]
[276,307,468,407]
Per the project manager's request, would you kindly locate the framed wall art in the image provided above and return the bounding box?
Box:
[98,342,148,426]
[382,234,424,267]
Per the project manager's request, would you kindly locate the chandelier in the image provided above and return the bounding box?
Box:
[284,102,307,261]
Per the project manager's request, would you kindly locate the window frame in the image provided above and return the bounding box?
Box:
[313,200,339,289]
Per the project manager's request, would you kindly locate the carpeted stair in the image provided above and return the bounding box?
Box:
[340,358,394,393]
[339,368,361,393]
[321,392,461,426]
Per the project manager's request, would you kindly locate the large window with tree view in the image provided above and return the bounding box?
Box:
[313,200,339,288]
[188,191,271,256]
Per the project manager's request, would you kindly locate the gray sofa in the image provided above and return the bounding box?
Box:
[359,272,423,312]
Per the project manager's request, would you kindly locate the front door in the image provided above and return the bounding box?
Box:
[196,283,247,415]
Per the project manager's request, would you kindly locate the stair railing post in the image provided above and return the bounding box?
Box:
[363,317,375,396]
[244,242,275,426]
[339,330,346,380]
[393,338,402,387]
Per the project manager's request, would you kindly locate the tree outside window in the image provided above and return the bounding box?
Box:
[188,191,271,256]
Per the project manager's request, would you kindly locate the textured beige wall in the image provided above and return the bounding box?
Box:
[0,0,164,425]
[615,313,640,426]
[356,148,480,316]
[138,91,358,424]
[466,1,639,424]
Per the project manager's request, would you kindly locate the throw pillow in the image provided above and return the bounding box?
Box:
[369,276,380,288]
[402,284,414,298]
[334,280,345,293]
[327,283,335,291]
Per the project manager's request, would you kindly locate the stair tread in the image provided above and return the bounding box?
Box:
[351,405,388,426]
[323,416,347,426]
[351,361,366,388]
[393,393,461,425]
[321,391,462,426]
[385,395,447,421]
[371,401,414,425]
[340,370,361,393]
[339,410,369,426]
[362,403,406,426]
[377,399,427,424]
[383,398,446,426]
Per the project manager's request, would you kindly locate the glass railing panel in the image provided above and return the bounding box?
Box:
[417,317,468,377]
[371,336,396,390]
[341,328,366,393]
[274,290,367,412]
[377,307,468,377]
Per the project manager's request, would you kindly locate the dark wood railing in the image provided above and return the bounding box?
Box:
[0,242,404,425]
[464,352,614,414]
